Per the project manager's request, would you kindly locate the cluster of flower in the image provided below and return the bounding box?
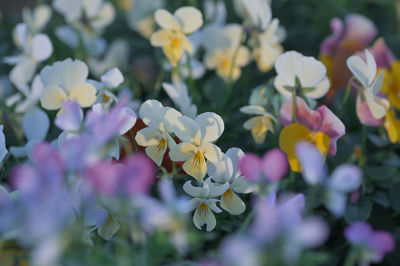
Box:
[0,0,398,265]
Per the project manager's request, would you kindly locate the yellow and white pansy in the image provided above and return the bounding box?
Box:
[347,49,390,120]
[207,148,252,215]
[162,81,197,119]
[204,24,250,81]
[252,18,284,72]
[150,6,203,67]
[169,112,224,181]
[89,67,124,105]
[240,105,276,144]
[233,0,272,30]
[135,100,182,166]
[274,51,330,99]
[39,58,97,112]
[184,177,229,231]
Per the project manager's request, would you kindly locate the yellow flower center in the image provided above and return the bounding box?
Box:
[171,38,181,47]
[102,93,110,102]
[220,58,231,70]
[223,189,233,198]
[192,152,204,166]
[198,203,209,216]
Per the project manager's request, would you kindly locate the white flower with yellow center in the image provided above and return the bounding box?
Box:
[274,51,330,99]
[169,112,224,181]
[40,58,97,112]
[135,100,181,166]
[207,148,252,215]
[204,24,250,81]
[346,49,390,119]
[252,18,284,72]
[184,177,229,231]
[240,105,276,144]
[150,6,203,67]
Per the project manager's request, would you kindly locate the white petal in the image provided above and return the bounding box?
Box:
[154,9,180,31]
[169,142,197,161]
[10,58,36,95]
[365,49,377,85]
[135,128,163,147]
[100,67,124,88]
[32,34,53,62]
[116,107,136,135]
[296,55,326,87]
[173,115,201,144]
[174,6,203,34]
[200,143,223,162]
[193,203,217,231]
[324,190,347,217]
[328,164,362,193]
[305,76,330,99]
[240,105,267,115]
[32,4,52,32]
[273,75,293,98]
[274,51,302,86]
[226,147,245,177]
[55,26,79,48]
[23,109,49,141]
[346,54,371,87]
[183,180,206,198]
[207,153,233,182]
[139,99,164,129]
[231,177,253,193]
[90,2,115,29]
[206,178,230,197]
[53,0,82,21]
[196,112,224,143]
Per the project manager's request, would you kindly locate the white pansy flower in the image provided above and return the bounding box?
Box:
[184,178,229,231]
[169,112,224,181]
[204,0,227,25]
[53,0,115,30]
[22,4,52,34]
[10,109,49,160]
[204,24,250,81]
[135,100,181,166]
[252,18,284,72]
[207,148,252,215]
[233,0,272,30]
[126,0,164,38]
[39,58,97,112]
[15,75,44,113]
[240,105,276,144]
[4,23,53,94]
[274,51,330,99]
[150,6,203,67]
[346,49,390,119]
[89,67,124,105]
[162,81,197,119]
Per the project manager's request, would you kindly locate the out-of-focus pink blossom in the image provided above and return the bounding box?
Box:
[369,38,395,69]
[356,95,385,126]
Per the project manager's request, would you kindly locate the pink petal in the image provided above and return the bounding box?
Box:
[84,160,120,196]
[261,149,289,182]
[280,97,321,132]
[316,106,346,155]
[370,38,395,69]
[320,18,345,55]
[344,14,377,46]
[239,153,262,182]
[366,231,395,257]
[356,96,384,127]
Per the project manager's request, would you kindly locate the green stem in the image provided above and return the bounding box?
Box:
[359,125,367,167]
[344,249,358,266]
[239,209,255,234]
[289,170,296,189]
[339,77,356,114]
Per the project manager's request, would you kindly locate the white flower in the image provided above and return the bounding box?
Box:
[162,81,197,119]
[126,0,164,38]
[150,6,203,67]
[207,148,252,215]
[169,112,224,181]
[240,105,276,144]
[0,125,7,164]
[233,0,272,30]
[53,0,115,30]
[274,51,330,99]
[135,100,181,165]
[89,67,124,105]
[184,178,229,231]
[10,75,44,113]
[22,4,52,34]
[346,49,390,119]
[39,58,97,112]
[10,109,49,160]
[252,19,284,72]
[4,23,53,94]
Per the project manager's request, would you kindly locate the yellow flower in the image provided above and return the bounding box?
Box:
[40,58,97,112]
[279,123,330,172]
[384,108,400,143]
[380,61,400,110]
[150,7,203,67]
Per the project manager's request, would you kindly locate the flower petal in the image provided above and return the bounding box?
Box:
[23,108,50,141]
[135,127,163,147]
[55,100,82,131]
[169,142,197,161]
[193,203,217,231]
[220,189,246,215]
[150,30,171,47]
[328,164,362,193]
[239,153,262,181]
[145,144,167,166]
[174,6,203,34]
[280,97,321,132]
[40,85,68,110]
[154,9,180,31]
[32,34,53,62]
[183,151,207,181]
[69,82,97,108]
[305,76,330,99]
[100,67,124,88]
[261,148,289,182]
[295,142,326,185]
[196,112,224,143]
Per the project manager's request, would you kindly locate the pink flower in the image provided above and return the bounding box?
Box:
[356,96,385,126]
[321,14,377,56]
[369,38,395,69]
[280,97,345,155]
[239,149,289,182]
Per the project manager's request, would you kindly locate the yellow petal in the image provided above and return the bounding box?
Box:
[40,85,68,110]
[220,189,246,215]
[163,40,183,67]
[384,109,400,143]
[313,132,331,156]
[150,30,172,47]
[69,83,97,108]
[145,143,167,166]
[183,151,206,181]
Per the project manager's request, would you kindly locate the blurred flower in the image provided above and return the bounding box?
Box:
[39,58,97,112]
[150,7,203,67]
[347,49,390,122]
[10,109,49,160]
[0,125,7,164]
[344,222,395,264]
[184,178,229,231]
[13,75,44,113]
[126,0,164,38]
[220,236,260,266]
[239,149,288,182]
[135,100,181,165]
[204,24,250,81]
[169,112,224,181]
[279,97,345,172]
[296,142,362,216]
[162,81,197,119]
[252,19,284,72]
[203,0,227,25]
[233,0,271,30]
[319,14,377,101]
[207,148,252,215]
[240,105,276,144]
[274,51,330,100]
[89,67,124,106]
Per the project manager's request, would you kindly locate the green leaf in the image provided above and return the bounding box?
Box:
[389,183,400,212]
[98,215,120,241]
[345,197,373,224]
[371,191,390,207]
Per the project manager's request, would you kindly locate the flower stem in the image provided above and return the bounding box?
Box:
[239,209,255,234]
[344,249,358,266]
[339,77,356,114]
[358,125,367,167]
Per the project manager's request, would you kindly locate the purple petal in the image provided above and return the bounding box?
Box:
[344,221,373,244]
[344,14,377,46]
[370,38,395,69]
[295,142,326,185]
[317,106,346,155]
[84,160,120,196]
[261,148,289,182]
[280,97,322,132]
[55,100,83,131]
[239,153,262,181]
[366,231,395,257]
[320,18,345,55]
[296,218,329,248]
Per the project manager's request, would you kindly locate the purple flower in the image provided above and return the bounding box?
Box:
[55,100,83,131]
[239,149,289,182]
